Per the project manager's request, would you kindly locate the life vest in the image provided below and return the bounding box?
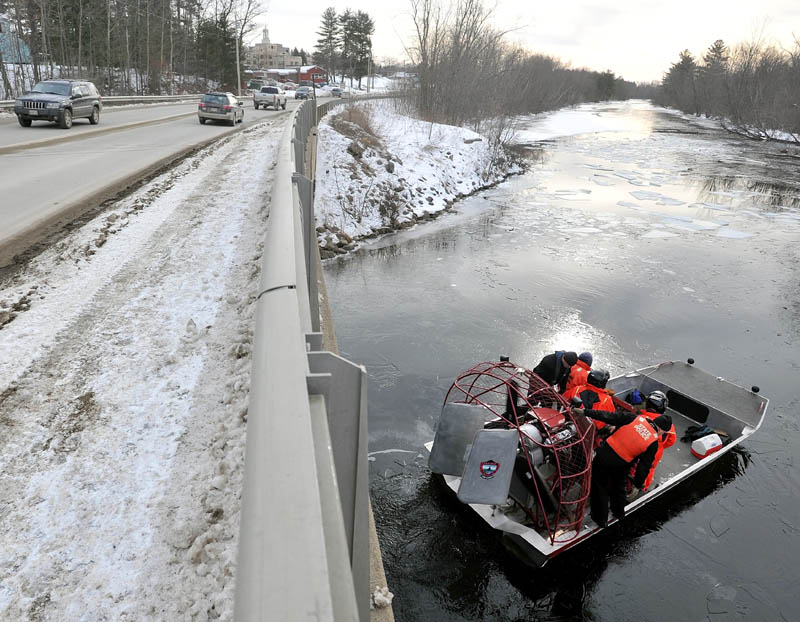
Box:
[606,415,659,463]
[564,360,591,393]
[639,411,677,490]
[564,383,614,430]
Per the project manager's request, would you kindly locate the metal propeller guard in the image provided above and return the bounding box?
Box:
[443,360,595,543]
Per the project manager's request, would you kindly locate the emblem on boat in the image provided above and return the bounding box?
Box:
[479,460,500,479]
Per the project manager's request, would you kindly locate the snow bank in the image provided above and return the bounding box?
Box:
[314,100,519,257]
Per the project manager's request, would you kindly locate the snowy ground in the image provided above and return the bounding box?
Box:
[315,99,517,255]
[0,119,283,620]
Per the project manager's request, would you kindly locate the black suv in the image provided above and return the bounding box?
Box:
[14,79,102,129]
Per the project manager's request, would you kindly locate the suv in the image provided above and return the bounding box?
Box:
[294,86,314,100]
[14,79,102,129]
[198,92,245,126]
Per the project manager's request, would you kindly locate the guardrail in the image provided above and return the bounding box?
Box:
[0,94,202,112]
[234,98,370,620]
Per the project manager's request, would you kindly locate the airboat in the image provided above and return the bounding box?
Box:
[425,358,768,566]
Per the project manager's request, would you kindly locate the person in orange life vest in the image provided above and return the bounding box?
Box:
[563,351,593,394]
[582,407,673,527]
[533,350,578,393]
[565,368,614,446]
[629,391,676,493]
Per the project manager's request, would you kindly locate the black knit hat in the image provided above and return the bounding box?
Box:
[653,414,672,431]
[563,351,578,366]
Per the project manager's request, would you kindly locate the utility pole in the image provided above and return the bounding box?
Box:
[235,33,242,96]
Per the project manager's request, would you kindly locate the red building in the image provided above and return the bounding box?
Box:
[266,65,328,85]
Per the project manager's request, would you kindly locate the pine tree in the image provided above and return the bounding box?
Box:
[314,7,339,82]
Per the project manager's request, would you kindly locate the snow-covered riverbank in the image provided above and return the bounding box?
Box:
[314,100,522,257]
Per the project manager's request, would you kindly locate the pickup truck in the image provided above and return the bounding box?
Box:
[253,86,287,110]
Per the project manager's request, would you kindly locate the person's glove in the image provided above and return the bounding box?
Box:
[573,407,585,415]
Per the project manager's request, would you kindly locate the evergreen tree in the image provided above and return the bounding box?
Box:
[314,7,339,82]
[352,11,375,88]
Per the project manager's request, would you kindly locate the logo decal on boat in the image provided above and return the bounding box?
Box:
[479,460,499,479]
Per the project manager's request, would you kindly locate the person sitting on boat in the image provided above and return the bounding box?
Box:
[563,368,614,445]
[563,351,593,394]
[628,391,677,497]
[533,350,578,394]
[574,405,673,527]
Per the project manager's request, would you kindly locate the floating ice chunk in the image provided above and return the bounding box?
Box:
[702,203,731,211]
[592,175,616,186]
[716,229,755,239]
[642,230,680,238]
[629,180,647,186]
[664,220,705,232]
[615,170,641,181]
[683,287,695,292]
[656,197,686,206]
[630,190,664,201]
[617,201,640,209]
[570,227,603,234]
[662,269,677,275]
[688,202,705,209]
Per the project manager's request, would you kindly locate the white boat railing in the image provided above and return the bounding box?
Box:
[234,99,370,620]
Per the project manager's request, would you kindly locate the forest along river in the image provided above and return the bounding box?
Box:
[323,100,799,621]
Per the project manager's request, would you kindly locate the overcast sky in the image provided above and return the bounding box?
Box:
[250,0,798,83]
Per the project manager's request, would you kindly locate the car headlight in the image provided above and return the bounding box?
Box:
[46,102,62,109]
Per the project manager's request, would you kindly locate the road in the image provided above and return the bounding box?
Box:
[0,98,305,266]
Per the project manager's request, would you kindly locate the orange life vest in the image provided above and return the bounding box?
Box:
[564,360,591,394]
[606,415,659,463]
[564,383,614,431]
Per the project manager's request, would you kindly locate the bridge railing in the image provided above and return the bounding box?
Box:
[234,98,370,620]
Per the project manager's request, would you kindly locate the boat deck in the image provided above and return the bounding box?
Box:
[649,410,697,488]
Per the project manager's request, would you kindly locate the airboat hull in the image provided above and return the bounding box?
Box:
[427,360,768,567]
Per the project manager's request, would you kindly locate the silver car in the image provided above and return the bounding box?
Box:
[198,92,245,126]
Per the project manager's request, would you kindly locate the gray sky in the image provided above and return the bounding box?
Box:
[251,1,799,83]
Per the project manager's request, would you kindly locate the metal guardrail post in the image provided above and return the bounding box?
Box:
[307,349,369,620]
[293,172,320,332]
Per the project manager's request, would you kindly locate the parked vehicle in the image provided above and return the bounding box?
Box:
[299,80,314,87]
[14,79,102,129]
[282,81,298,90]
[294,86,314,100]
[197,92,245,126]
[253,86,287,110]
[330,87,342,98]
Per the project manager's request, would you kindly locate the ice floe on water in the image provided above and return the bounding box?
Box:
[642,229,680,238]
[716,228,755,238]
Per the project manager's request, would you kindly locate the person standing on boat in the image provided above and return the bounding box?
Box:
[575,406,673,527]
[533,350,578,393]
[630,391,676,495]
[563,351,593,394]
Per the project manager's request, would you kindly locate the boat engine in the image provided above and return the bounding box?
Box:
[433,359,595,543]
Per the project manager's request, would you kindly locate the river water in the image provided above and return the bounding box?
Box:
[324,101,800,621]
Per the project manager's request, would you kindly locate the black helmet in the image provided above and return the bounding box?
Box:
[646,390,668,413]
[587,368,610,389]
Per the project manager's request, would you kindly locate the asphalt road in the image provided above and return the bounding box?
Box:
[0,99,303,266]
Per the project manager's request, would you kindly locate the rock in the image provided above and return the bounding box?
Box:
[464,137,483,144]
[0,310,15,327]
[385,161,395,173]
[347,141,364,158]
